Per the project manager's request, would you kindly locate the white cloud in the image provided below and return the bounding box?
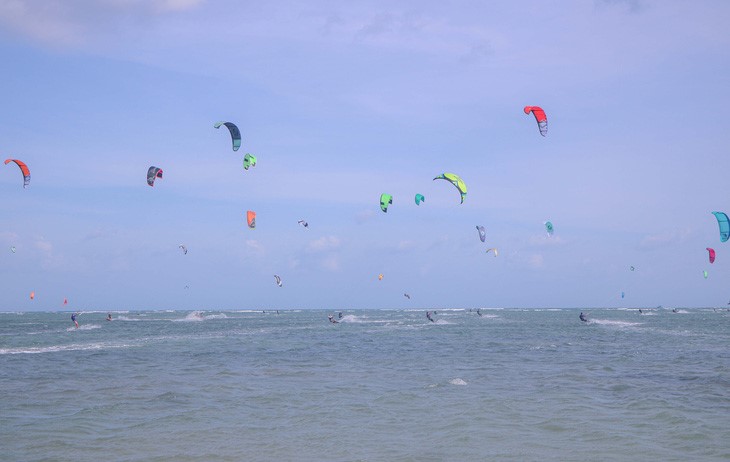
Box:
[638,229,691,250]
[307,236,341,253]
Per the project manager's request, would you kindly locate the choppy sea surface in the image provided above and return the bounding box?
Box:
[1,308,728,462]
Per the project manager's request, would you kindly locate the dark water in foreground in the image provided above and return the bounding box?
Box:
[1,308,728,461]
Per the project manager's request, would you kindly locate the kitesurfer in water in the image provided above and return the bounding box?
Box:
[106,313,112,321]
[328,315,338,324]
[338,312,343,319]
[579,312,588,322]
[638,309,643,314]
[426,311,434,323]
[477,308,483,317]
[71,313,79,328]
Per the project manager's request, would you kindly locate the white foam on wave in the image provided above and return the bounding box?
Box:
[338,314,389,324]
[432,319,453,325]
[449,378,468,386]
[174,311,228,322]
[115,315,142,321]
[66,324,101,331]
[0,341,135,355]
[589,319,642,327]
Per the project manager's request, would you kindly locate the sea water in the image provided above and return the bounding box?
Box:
[1,309,728,461]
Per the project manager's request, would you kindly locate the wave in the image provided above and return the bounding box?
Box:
[589,319,642,327]
[449,378,468,386]
[0,341,135,355]
[67,324,101,331]
[173,311,228,322]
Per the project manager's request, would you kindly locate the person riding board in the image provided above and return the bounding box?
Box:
[71,313,79,328]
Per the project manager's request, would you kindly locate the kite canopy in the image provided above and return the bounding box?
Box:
[30,291,34,300]
[545,221,554,236]
[378,273,383,281]
[476,225,486,243]
[214,121,241,151]
[712,212,730,242]
[298,220,309,228]
[147,166,163,187]
[274,275,283,287]
[179,244,188,255]
[707,247,716,264]
[703,270,709,279]
[247,210,256,229]
[4,159,30,188]
[524,106,548,136]
[380,193,393,213]
[433,173,467,204]
[243,153,257,170]
[415,194,425,205]
[486,248,498,257]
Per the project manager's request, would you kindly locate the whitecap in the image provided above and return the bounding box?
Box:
[449,378,468,386]
[67,324,101,331]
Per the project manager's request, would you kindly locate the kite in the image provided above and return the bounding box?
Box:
[214,121,241,151]
[378,274,383,281]
[415,194,425,205]
[274,275,283,287]
[545,221,554,236]
[30,291,34,300]
[298,220,309,228]
[707,247,716,264]
[621,291,625,299]
[476,225,486,243]
[703,270,709,279]
[630,266,635,271]
[4,159,30,188]
[179,244,188,255]
[380,193,393,213]
[486,248,498,257]
[243,153,257,170]
[524,106,548,136]
[147,166,163,187]
[247,210,256,229]
[712,212,730,242]
[433,173,466,203]
[404,293,411,299]
[10,246,16,253]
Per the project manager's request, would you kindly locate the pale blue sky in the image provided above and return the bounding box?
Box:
[1,0,729,310]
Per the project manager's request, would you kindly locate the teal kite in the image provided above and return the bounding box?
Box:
[243,153,257,170]
[712,212,729,242]
[380,194,393,213]
[415,194,425,205]
[703,270,709,279]
[214,121,241,151]
[545,221,554,236]
[433,173,466,204]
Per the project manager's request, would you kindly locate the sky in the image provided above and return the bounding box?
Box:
[1,0,729,311]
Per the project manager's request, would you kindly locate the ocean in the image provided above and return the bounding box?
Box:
[1,308,728,461]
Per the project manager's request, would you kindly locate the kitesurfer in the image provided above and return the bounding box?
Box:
[579,312,588,322]
[328,315,338,324]
[71,313,79,328]
[477,308,483,317]
[638,309,643,314]
[106,313,112,321]
[426,311,434,323]
[338,312,343,319]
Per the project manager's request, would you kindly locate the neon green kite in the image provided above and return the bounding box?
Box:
[433,173,466,204]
